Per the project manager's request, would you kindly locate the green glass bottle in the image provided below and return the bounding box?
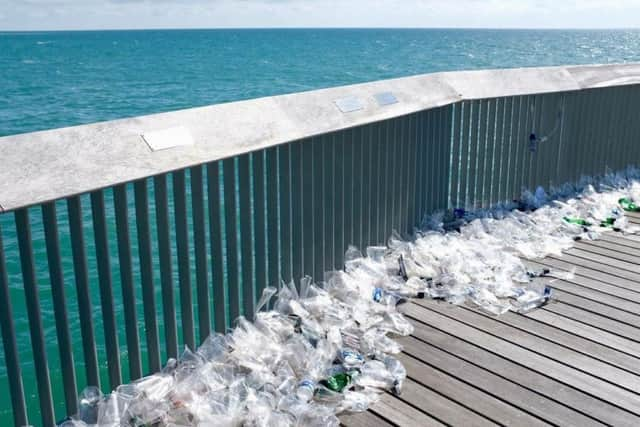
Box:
[599,217,616,228]
[321,373,351,392]
[563,216,592,227]
[619,197,640,212]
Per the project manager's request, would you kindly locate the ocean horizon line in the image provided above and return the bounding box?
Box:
[2,26,640,33]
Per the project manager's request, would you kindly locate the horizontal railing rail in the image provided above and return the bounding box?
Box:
[1,63,640,426]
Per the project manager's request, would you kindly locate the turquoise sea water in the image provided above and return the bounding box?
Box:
[2,28,640,425]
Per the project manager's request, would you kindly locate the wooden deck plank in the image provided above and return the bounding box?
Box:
[624,211,640,220]
[543,302,640,345]
[394,378,499,427]
[548,252,640,283]
[549,287,640,328]
[623,211,640,223]
[525,259,640,305]
[582,236,640,257]
[403,302,640,414]
[397,352,543,427]
[609,231,640,242]
[596,232,640,250]
[399,315,628,426]
[541,255,640,292]
[461,305,640,375]
[400,336,572,426]
[574,240,640,265]
[340,410,395,427]
[371,392,446,427]
[526,308,640,358]
[564,247,640,275]
[412,300,640,394]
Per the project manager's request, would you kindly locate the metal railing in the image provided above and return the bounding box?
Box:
[1,63,640,426]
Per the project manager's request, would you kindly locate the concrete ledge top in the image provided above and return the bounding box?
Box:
[1,62,639,212]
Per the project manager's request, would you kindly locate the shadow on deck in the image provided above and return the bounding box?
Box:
[341,212,640,427]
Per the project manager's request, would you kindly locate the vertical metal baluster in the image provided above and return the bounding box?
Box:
[605,88,620,171]
[441,106,454,210]
[173,171,195,350]
[499,97,513,202]
[618,87,634,173]
[238,155,255,317]
[390,118,400,234]
[301,141,314,278]
[416,112,426,224]
[343,131,354,250]
[428,109,438,214]
[266,148,280,287]
[459,101,472,209]
[407,114,419,231]
[0,222,29,427]
[506,97,521,201]
[191,166,211,343]
[223,159,241,323]
[15,208,55,426]
[67,196,100,388]
[436,107,446,212]
[370,122,382,242]
[133,181,161,372]
[375,124,385,243]
[352,128,364,249]
[466,101,480,208]
[524,95,537,189]
[402,115,412,233]
[402,115,413,233]
[362,124,373,245]
[252,151,268,300]
[42,202,79,412]
[154,175,178,359]
[515,96,529,196]
[475,99,488,208]
[207,162,227,332]
[571,92,588,183]
[278,145,293,284]
[333,132,345,268]
[313,136,325,279]
[323,135,334,272]
[290,142,304,283]
[536,94,553,188]
[407,114,417,232]
[449,103,462,209]
[388,118,399,233]
[581,90,597,176]
[491,98,505,204]
[383,121,393,238]
[113,186,142,381]
[90,190,122,389]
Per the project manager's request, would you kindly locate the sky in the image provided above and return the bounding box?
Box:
[1,0,640,31]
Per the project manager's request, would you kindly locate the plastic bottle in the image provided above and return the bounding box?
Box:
[295,378,316,402]
[383,355,407,396]
[77,386,102,424]
[516,286,552,313]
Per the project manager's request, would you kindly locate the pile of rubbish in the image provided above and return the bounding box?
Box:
[62,271,412,427]
[60,168,640,427]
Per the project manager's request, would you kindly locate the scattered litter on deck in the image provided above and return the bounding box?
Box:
[61,168,640,426]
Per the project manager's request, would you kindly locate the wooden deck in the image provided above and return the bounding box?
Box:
[341,212,640,427]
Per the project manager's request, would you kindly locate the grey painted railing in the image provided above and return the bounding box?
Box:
[1,63,640,426]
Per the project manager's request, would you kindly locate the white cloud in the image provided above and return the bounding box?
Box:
[1,0,640,31]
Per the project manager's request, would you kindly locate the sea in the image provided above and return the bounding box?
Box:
[1,28,640,425]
